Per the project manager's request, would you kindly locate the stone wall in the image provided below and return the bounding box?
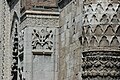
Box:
[0,0,119,80]
[58,0,83,80]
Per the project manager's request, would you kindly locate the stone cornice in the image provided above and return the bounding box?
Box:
[20,10,60,22]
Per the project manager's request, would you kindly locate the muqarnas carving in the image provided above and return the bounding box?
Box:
[32,28,54,50]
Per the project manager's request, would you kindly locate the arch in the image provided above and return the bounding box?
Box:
[90,36,98,47]
[100,14,109,24]
[10,11,19,80]
[95,3,104,13]
[110,36,119,47]
[36,43,42,49]
[87,4,93,12]
[83,37,88,47]
[99,36,109,47]
[83,14,89,24]
[94,25,103,36]
[106,3,115,11]
[90,14,98,23]
[10,12,19,37]
[111,14,119,23]
[104,25,114,35]
[86,25,92,35]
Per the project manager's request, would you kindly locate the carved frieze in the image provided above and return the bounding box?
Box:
[82,51,120,80]
[20,18,59,29]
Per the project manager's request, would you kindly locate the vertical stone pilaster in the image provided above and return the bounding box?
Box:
[53,28,59,80]
[24,27,33,80]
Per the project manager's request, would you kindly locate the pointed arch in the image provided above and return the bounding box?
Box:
[10,11,19,80]
[110,36,119,47]
[10,11,19,37]
[106,3,115,11]
[111,14,119,23]
[90,14,98,23]
[95,3,104,12]
[100,14,109,24]
[104,25,114,35]
[94,25,103,36]
[86,25,92,35]
[99,36,109,47]
[83,37,88,47]
[90,36,98,47]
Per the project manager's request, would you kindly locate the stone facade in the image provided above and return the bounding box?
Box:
[0,0,120,80]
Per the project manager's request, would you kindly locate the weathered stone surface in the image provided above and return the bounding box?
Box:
[0,0,120,80]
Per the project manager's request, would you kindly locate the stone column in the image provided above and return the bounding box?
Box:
[82,0,120,80]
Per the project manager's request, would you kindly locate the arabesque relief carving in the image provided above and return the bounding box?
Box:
[32,28,54,50]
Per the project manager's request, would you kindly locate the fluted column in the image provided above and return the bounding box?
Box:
[82,0,120,80]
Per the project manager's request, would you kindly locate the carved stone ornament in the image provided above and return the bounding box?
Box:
[11,23,18,80]
[18,30,25,80]
[82,51,120,80]
[32,28,54,51]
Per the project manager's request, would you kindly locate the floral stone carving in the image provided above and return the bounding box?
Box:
[32,28,54,51]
